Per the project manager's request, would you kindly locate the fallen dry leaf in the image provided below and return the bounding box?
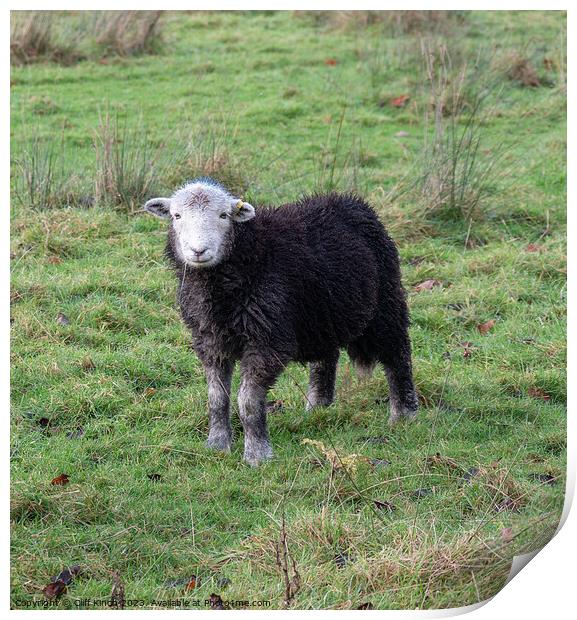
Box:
[334,551,350,569]
[391,94,410,107]
[501,527,514,543]
[51,473,70,486]
[81,356,95,371]
[414,279,442,292]
[43,580,67,600]
[43,565,81,600]
[56,312,70,326]
[67,427,84,439]
[528,387,551,401]
[495,497,519,513]
[528,472,557,485]
[324,58,337,66]
[51,565,81,585]
[266,400,284,414]
[477,319,496,335]
[411,488,433,500]
[374,499,395,512]
[215,577,231,589]
[426,452,460,470]
[525,243,545,253]
[144,387,157,398]
[47,256,63,264]
[358,602,375,610]
[209,593,224,609]
[461,467,481,484]
[301,438,368,473]
[185,575,199,591]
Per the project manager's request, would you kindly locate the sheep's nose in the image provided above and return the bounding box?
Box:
[191,247,208,258]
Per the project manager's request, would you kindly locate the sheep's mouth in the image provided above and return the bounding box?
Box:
[187,257,214,267]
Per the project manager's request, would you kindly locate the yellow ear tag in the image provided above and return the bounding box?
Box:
[235,200,244,212]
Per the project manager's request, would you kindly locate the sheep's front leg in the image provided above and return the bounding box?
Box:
[204,359,234,452]
[238,354,284,466]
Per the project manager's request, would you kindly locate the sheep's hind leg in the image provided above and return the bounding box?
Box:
[383,353,418,425]
[238,353,285,466]
[306,350,339,411]
[204,359,234,452]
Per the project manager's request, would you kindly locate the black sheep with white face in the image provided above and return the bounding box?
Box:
[145,179,417,466]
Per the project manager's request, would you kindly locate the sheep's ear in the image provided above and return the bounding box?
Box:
[230,200,255,223]
[144,197,171,219]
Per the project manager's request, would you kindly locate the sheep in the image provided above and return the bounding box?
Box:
[144,178,418,466]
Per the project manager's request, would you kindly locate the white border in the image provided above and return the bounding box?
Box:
[4,2,572,617]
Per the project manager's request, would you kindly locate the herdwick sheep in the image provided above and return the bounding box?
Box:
[145,178,418,466]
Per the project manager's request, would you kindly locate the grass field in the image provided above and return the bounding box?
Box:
[10,10,566,610]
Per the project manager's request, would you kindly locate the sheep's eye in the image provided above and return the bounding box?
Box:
[173,213,181,220]
[220,212,228,219]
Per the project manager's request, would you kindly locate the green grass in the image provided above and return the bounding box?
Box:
[11,10,566,610]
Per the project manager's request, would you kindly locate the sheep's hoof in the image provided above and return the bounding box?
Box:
[243,440,273,467]
[206,432,232,453]
[305,396,334,411]
[388,405,418,425]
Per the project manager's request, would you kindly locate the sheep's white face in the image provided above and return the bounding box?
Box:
[145,182,255,268]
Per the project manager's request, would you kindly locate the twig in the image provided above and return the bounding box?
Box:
[110,570,125,609]
[274,515,301,608]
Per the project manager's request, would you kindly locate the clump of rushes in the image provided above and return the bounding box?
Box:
[12,130,86,210]
[92,11,163,57]
[10,11,81,66]
[414,42,508,222]
[10,11,163,66]
[93,110,170,212]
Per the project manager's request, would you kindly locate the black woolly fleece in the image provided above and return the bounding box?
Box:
[165,192,412,372]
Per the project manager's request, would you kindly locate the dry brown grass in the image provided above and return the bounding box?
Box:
[508,58,541,87]
[93,11,162,57]
[11,12,53,65]
[213,506,560,608]
[10,11,81,66]
[10,10,163,66]
[293,10,464,34]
